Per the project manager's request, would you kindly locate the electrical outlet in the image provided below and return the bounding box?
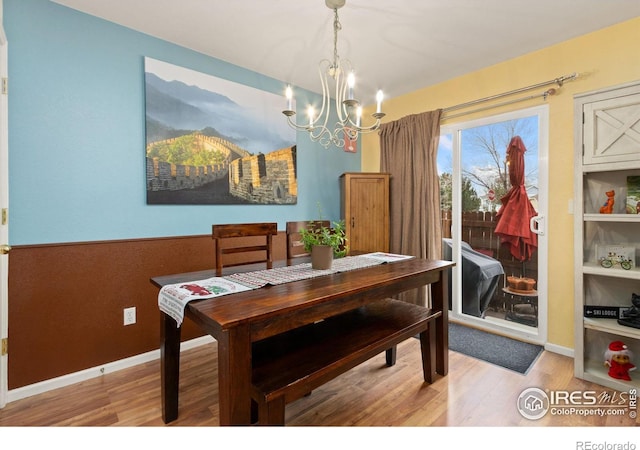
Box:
[124,307,136,326]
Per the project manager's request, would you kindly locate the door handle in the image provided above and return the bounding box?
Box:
[530,216,545,236]
[0,244,10,255]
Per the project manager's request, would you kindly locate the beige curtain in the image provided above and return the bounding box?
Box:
[379,109,443,306]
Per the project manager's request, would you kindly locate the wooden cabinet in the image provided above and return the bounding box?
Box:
[573,80,640,392]
[340,172,390,254]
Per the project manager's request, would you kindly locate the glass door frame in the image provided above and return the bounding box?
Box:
[442,105,548,345]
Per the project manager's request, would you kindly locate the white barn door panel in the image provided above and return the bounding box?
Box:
[583,85,640,166]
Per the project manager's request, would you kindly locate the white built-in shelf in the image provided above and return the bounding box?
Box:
[574,80,640,393]
[584,214,640,223]
[582,161,640,173]
[582,263,640,280]
[584,317,640,340]
[583,359,640,392]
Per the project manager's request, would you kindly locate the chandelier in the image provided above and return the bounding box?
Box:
[282,0,385,149]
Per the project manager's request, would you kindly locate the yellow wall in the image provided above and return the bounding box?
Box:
[361,17,640,350]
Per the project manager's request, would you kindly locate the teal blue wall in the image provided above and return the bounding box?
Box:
[4,0,360,245]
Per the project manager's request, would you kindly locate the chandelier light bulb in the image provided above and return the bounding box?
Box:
[307,106,315,127]
[347,72,355,100]
[376,90,384,114]
[285,85,293,111]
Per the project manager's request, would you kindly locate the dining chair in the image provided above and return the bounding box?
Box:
[285,220,331,264]
[212,222,278,276]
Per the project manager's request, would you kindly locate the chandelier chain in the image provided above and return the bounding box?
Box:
[332,8,341,72]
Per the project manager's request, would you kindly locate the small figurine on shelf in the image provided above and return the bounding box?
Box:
[604,340,635,381]
[618,293,640,329]
[599,190,615,214]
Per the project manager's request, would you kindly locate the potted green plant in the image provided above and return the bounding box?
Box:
[300,219,348,269]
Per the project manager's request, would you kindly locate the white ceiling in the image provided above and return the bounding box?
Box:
[52,0,640,101]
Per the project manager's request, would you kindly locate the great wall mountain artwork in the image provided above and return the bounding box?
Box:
[144,57,297,204]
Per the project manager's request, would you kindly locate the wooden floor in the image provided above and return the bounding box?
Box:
[0,338,637,427]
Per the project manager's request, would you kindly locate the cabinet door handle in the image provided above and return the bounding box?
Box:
[351,217,355,228]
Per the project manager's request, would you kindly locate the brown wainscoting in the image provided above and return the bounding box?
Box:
[7,232,287,390]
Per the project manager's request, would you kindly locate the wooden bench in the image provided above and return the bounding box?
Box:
[250,298,441,425]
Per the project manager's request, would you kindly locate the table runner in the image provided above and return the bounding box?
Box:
[158,252,413,326]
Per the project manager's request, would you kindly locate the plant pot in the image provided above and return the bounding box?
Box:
[311,245,333,270]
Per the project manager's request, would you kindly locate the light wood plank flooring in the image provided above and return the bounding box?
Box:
[0,338,637,427]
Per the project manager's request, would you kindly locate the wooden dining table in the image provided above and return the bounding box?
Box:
[151,257,453,425]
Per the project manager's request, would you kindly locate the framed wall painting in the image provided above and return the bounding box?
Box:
[144,57,297,205]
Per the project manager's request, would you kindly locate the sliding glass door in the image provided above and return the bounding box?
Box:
[438,106,548,344]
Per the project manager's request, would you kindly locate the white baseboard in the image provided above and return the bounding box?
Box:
[544,342,574,358]
[6,335,215,404]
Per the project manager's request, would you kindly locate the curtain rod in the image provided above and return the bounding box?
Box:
[442,72,578,115]
[442,88,558,120]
